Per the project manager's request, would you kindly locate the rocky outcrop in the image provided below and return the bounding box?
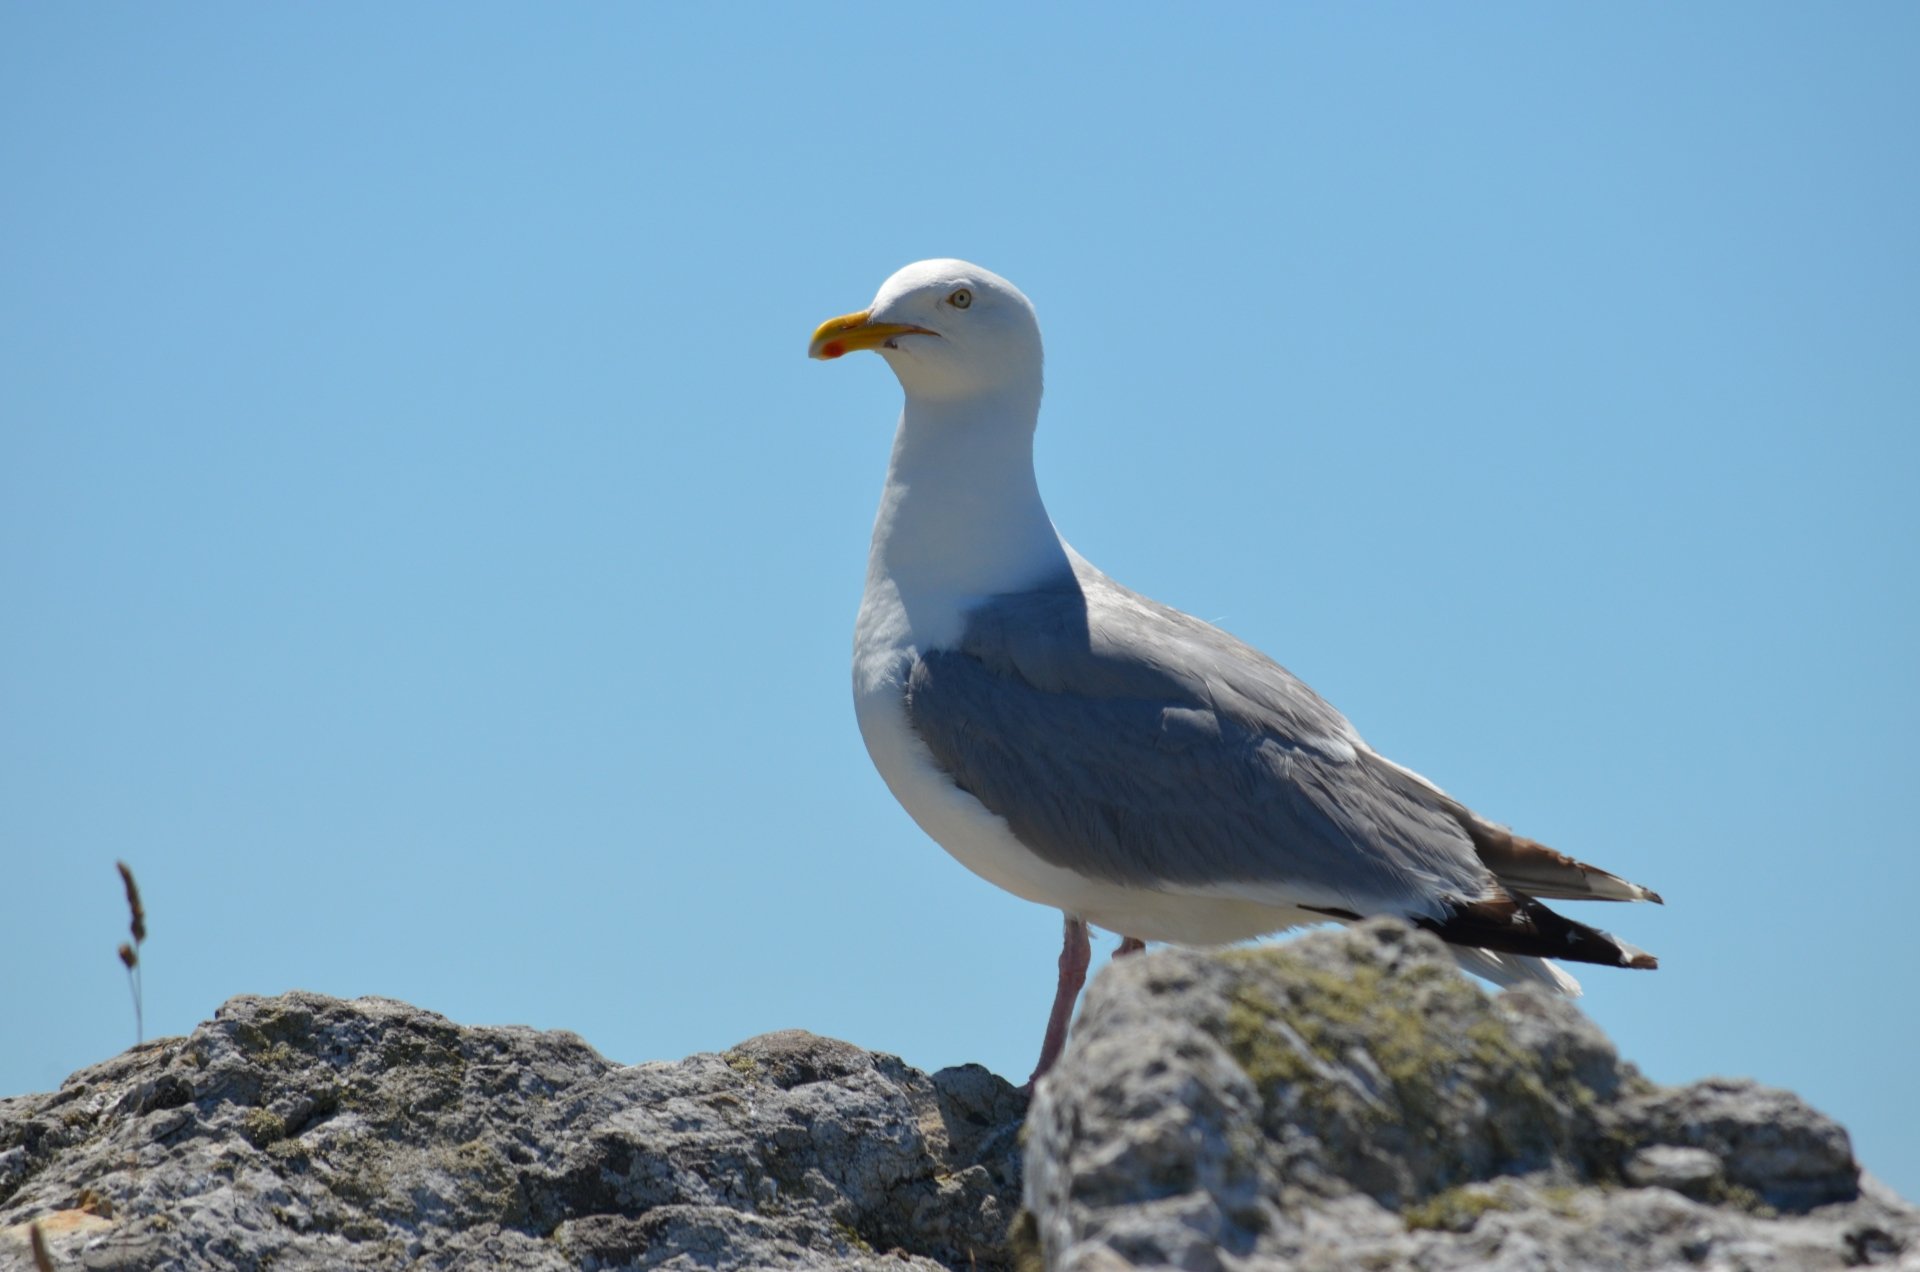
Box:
[1025,920,1917,1270]
[0,997,1025,1270]
[2,922,1913,1270]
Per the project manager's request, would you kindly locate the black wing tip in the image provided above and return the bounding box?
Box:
[1420,893,1660,973]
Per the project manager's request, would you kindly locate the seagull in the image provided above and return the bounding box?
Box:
[811,259,1661,1085]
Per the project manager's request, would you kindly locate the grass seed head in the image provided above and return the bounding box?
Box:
[116,860,147,943]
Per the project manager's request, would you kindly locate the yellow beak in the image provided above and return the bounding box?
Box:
[808,309,937,360]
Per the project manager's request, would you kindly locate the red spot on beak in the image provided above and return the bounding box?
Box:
[821,341,845,359]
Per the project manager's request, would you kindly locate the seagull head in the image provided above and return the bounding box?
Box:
[809,259,1043,401]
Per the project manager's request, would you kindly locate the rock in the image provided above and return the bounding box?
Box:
[1622,1145,1723,1197]
[1025,919,1920,1270]
[3,923,1915,1270]
[0,996,1026,1270]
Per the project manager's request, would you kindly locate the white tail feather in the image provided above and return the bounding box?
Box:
[1449,946,1583,997]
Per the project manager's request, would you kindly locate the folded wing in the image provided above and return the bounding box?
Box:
[904,560,1659,971]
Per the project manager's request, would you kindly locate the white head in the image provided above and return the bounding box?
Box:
[809,259,1043,402]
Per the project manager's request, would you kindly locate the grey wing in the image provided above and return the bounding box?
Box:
[904,569,1500,919]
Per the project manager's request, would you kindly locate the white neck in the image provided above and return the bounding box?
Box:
[865,384,1068,607]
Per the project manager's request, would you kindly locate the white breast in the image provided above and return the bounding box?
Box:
[852,575,1079,904]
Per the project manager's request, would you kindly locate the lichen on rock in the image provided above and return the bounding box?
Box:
[1025,919,1918,1271]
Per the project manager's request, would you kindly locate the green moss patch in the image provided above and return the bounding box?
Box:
[1402,1183,1520,1232]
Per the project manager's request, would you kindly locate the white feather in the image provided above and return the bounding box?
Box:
[1449,946,1584,997]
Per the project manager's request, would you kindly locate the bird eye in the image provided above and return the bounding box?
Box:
[948,288,973,309]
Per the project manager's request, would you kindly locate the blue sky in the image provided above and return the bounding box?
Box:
[4,5,1916,1198]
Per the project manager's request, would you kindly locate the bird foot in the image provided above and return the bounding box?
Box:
[1026,915,1091,1086]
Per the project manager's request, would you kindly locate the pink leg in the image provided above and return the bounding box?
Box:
[1026,914,1091,1088]
[1116,936,1147,957]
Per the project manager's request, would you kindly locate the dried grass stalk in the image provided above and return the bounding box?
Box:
[115,861,146,1043]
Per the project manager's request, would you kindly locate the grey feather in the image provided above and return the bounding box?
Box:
[903,560,1500,917]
